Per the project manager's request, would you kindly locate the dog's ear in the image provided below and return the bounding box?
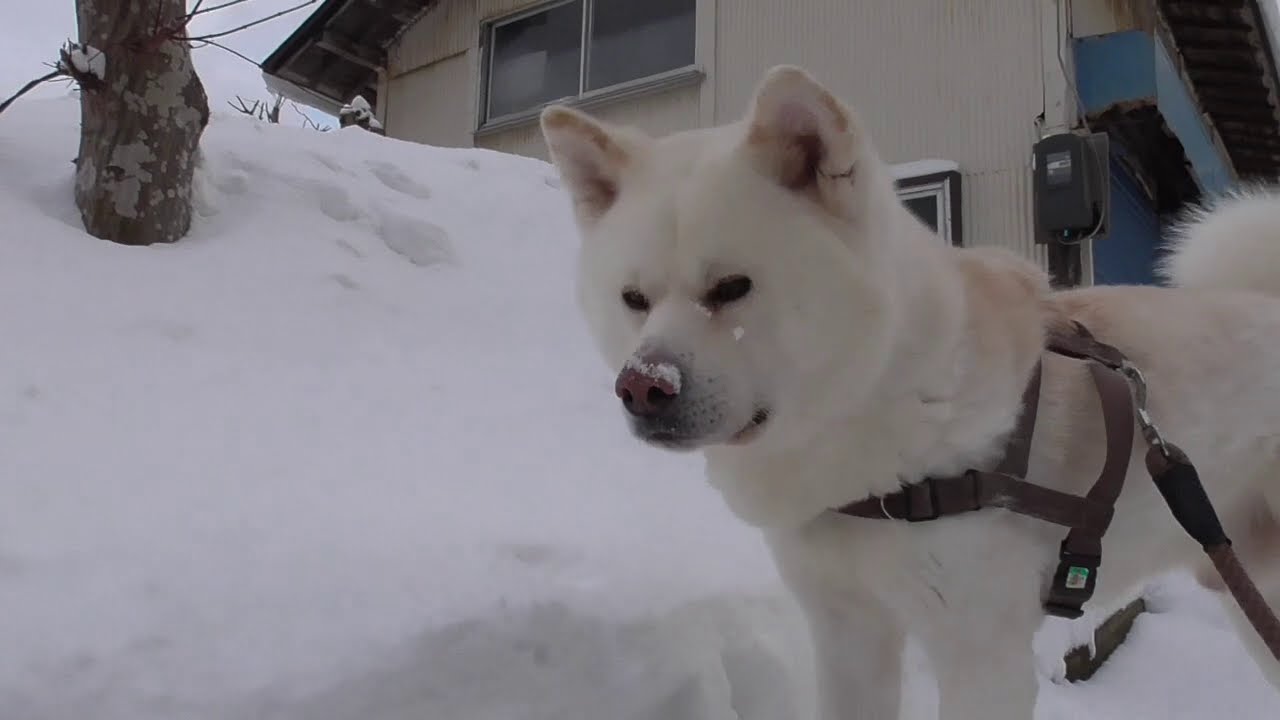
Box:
[540,105,633,226]
[742,66,864,215]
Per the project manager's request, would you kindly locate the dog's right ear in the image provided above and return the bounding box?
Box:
[540,105,632,226]
[742,65,864,218]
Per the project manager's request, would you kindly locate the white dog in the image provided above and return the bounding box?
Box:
[539,64,1280,719]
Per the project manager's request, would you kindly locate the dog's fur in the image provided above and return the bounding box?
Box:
[539,65,1280,718]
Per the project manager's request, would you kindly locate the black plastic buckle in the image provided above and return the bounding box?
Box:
[1044,540,1100,620]
[904,477,942,523]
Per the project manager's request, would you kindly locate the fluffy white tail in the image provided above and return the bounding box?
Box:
[1157,184,1280,297]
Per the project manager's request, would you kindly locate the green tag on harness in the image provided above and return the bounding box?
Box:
[1065,566,1090,590]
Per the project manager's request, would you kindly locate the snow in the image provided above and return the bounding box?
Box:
[1,96,1277,719]
[891,158,961,181]
[340,95,383,130]
[344,95,373,114]
[60,41,105,81]
[622,357,683,393]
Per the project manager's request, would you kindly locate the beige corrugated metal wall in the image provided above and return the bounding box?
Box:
[385,0,1059,257]
[385,0,703,160]
[476,85,702,159]
[712,0,1047,257]
[386,52,474,147]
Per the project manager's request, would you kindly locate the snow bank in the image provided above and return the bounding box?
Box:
[0,96,796,720]
[0,97,1275,719]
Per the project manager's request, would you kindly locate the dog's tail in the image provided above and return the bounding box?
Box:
[1157,183,1280,298]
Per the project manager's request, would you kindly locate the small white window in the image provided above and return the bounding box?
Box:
[893,159,962,246]
[481,0,697,125]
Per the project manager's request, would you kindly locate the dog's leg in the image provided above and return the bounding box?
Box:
[917,603,1041,720]
[799,589,905,720]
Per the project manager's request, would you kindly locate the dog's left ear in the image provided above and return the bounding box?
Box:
[742,66,864,216]
[540,105,634,227]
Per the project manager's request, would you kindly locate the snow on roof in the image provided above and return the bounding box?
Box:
[890,158,961,181]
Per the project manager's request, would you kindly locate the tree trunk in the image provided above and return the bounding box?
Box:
[74,0,209,246]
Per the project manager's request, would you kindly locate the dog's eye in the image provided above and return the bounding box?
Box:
[704,275,753,308]
[621,288,650,312]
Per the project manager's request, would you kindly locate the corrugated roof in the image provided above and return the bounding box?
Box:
[1159,0,1280,177]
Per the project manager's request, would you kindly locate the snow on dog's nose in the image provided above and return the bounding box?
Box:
[615,355,682,418]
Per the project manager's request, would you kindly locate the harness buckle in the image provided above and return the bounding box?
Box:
[1119,360,1169,458]
[1045,539,1101,620]
[904,477,942,523]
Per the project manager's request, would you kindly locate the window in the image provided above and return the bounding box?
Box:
[482,0,697,125]
[894,163,962,246]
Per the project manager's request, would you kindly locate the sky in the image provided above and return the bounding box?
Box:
[0,0,331,125]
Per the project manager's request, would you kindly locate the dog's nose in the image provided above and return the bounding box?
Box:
[615,363,680,417]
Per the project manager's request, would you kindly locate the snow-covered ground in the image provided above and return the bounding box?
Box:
[1,96,1276,719]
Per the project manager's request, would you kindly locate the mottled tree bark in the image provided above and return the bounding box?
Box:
[75,0,209,245]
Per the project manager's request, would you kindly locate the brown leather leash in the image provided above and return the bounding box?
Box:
[836,321,1280,662]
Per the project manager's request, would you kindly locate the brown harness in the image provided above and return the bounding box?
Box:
[834,322,1280,661]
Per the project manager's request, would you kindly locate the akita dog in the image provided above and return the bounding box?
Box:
[540,64,1280,719]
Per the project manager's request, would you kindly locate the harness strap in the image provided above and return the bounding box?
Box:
[835,322,1136,619]
[1045,320,1128,370]
[838,468,1116,532]
[831,319,1280,649]
[1044,361,1135,618]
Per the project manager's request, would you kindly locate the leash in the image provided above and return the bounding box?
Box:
[836,321,1280,662]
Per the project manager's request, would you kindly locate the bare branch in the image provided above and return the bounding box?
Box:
[228,95,262,118]
[180,0,318,42]
[0,69,66,116]
[187,0,252,20]
[267,92,284,123]
[189,38,258,67]
[291,101,331,131]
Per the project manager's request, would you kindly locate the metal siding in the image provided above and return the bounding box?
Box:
[384,0,1053,262]
[476,83,703,158]
[391,0,547,77]
[714,0,1045,258]
[389,0,703,158]
[391,0,479,76]
[386,51,476,148]
[1072,0,1156,38]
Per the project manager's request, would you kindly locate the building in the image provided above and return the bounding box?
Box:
[263,0,1280,286]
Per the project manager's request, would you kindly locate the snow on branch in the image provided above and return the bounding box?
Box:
[0,41,106,118]
[3,0,318,120]
[58,41,107,86]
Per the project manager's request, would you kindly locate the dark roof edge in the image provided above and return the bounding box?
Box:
[261,0,349,75]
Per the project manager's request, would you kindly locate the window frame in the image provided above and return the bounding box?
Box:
[895,166,963,247]
[476,0,703,135]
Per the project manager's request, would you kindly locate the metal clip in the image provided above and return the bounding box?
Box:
[1119,360,1168,457]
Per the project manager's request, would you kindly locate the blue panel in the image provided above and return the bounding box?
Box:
[1074,31,1157,112]
[1072,30,1234,194]
[1092,157,1161,286]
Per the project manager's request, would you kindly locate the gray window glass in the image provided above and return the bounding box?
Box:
[586,0,695,91]
[903,194,939,232]
[488,1,584,120]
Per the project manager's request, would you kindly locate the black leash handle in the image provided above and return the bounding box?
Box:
[1144,445,1229,549]
[1145,444,1280,663]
